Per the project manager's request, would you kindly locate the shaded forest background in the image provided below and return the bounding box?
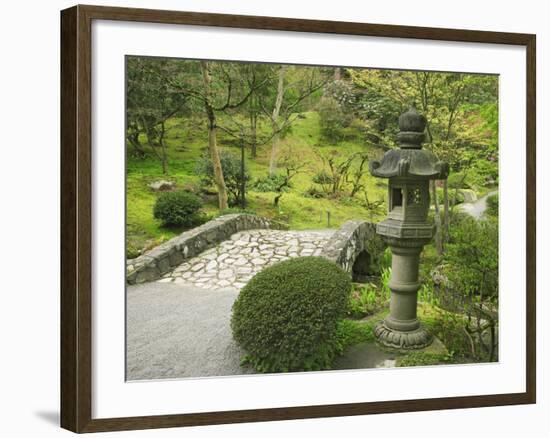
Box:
[126,57,498,257]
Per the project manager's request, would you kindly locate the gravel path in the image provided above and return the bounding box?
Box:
[458,190,498,219]
[157,229,334,291]
[126,281,398,381]
[126,282,254,380]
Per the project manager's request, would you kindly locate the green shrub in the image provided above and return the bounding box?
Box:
[126,242,141,259]
[380,266,392,298]
[436,187,465,206]
[486,193,498,217]
[418,283,440,307]
[378,247,392,271]
[231,257,352,372]
[153,190,203,227]
[312,170,333,185]
[444,215,498,300]
[196,151,250,205]
[447,172,469,190]
[347,283,387,319]
[303,185,326,199]
[250,174,290,192]
[398,351,454,367]
[470,160,498,187]
[335,319,375,350]
[317,97,352,143]
[429,311,474,361]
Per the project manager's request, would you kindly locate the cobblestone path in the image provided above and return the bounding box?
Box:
[157,229,334,291]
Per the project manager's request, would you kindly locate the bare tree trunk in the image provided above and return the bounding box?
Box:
[443,179,450,244]
[269,66,285,176]
[127,122,146,157]
[142,118,165,173]
[201,61,228,210]
[431,180,443,256]
[250,111,258,158]
[127,134,145,157]
[206,116,228,210]
[269,123,280,176]
[158,121,168,174]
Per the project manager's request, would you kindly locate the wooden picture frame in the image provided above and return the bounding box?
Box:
[60,4,536,433]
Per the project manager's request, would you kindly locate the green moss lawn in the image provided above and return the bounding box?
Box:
[127,111,387,256]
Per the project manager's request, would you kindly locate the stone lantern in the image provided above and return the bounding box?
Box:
[369,106,449,349]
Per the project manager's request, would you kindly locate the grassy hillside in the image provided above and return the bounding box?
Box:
[126,111,388,257]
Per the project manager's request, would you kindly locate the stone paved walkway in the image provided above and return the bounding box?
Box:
[157,229,335,290]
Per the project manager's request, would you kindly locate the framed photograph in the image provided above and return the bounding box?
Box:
[60,4,536,433]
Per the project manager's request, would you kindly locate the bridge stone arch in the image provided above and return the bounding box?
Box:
[320,220,387,282]
[127,215,387,287]
[126,214,286,284]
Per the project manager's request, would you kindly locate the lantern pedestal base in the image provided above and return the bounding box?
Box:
[374,321,433,350]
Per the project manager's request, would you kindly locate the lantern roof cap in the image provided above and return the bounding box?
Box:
[369,106,449,180]
[369,149,449,179]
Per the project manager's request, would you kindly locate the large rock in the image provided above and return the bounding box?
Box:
[148,180,175,191]
[458,189,477,203]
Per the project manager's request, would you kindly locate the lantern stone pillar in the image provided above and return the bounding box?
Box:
[369,106,449,350]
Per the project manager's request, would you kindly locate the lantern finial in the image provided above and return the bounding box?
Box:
[397,106,426,149]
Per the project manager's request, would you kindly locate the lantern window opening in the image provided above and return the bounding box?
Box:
[391,187,403,209]
[407,187,422,205]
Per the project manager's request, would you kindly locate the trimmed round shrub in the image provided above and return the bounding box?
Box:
[231,257,352,372]
[153,190,202,227]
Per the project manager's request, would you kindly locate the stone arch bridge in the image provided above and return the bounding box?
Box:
[127,214,386,290]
